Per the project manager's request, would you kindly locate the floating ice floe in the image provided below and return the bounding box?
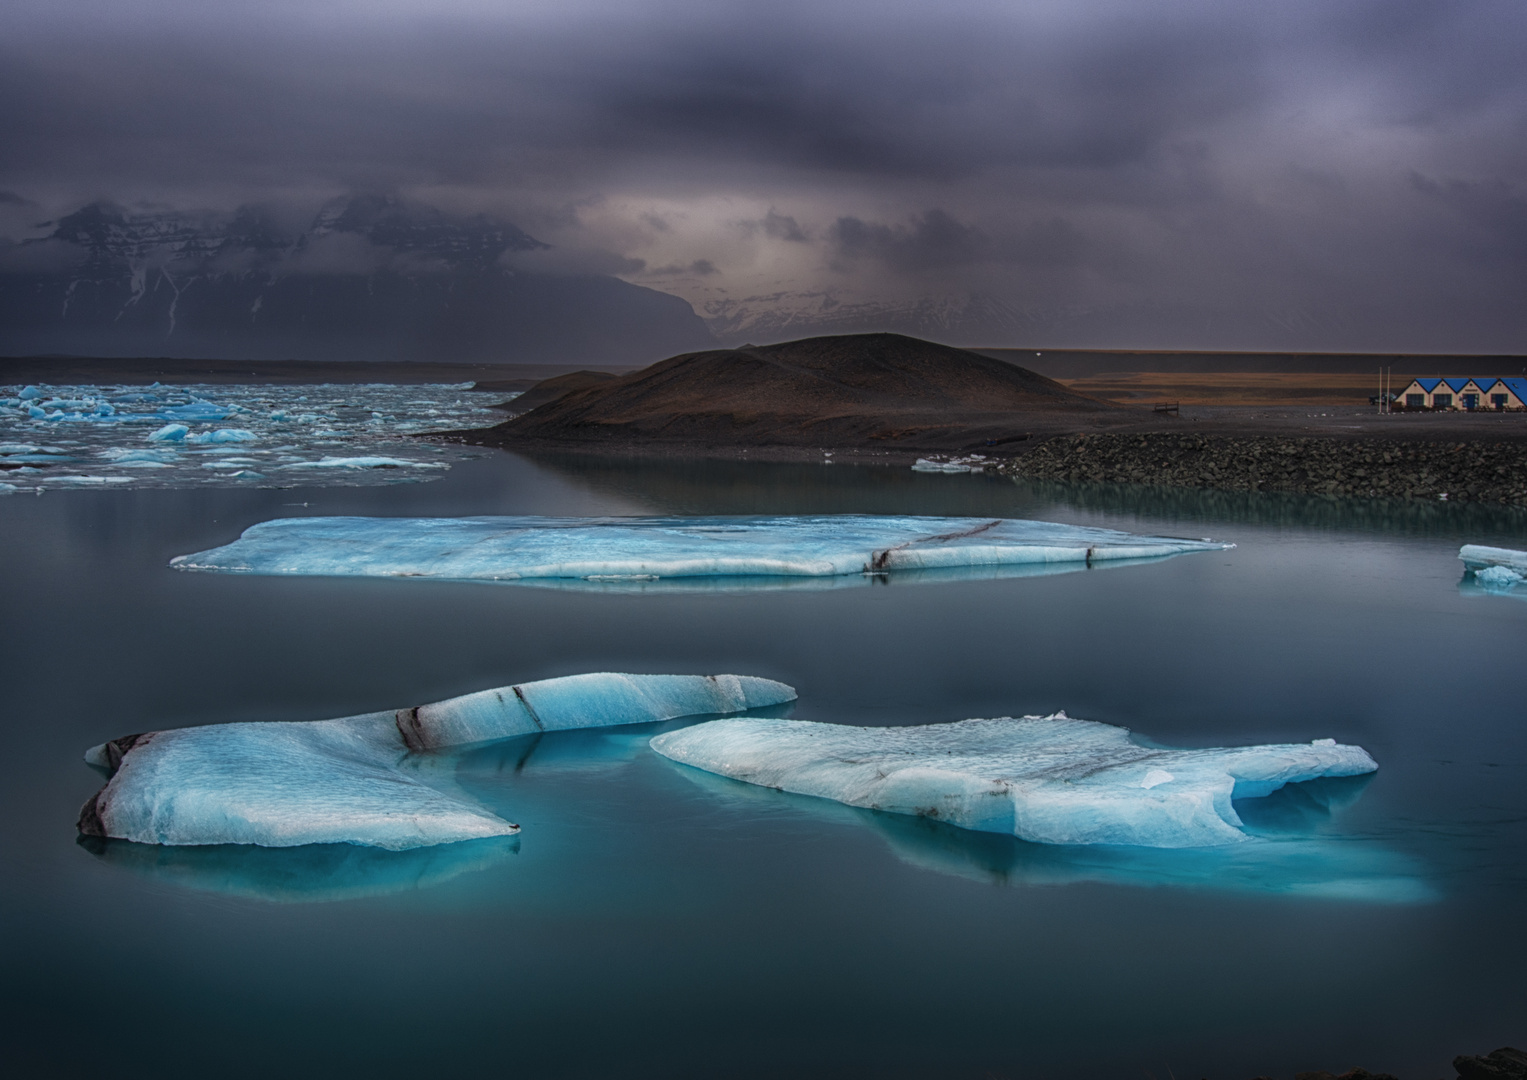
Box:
[79,672,796,850]
[278,455,449,470]
[185,428,257,444]
[649,713,1377,848]
[169,514,1234,587]
[911,454,990,473]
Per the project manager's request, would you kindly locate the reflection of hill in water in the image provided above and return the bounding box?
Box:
[1013,478,1527,539]
[514,450,1527,540]
[78,834,520,904]
[670,766,1431,903]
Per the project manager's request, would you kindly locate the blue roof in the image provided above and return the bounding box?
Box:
[1402,377,1526,401]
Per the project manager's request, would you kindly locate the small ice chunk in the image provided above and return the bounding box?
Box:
[650,714,1378,849]
[279,456,448,470]
[159,402,233,422]
[103,448,179,463]
[148,423,189,442]
[47,475,134,484]
[79,672,796,850]
[18,385,44,400]
[186,428,257,444]
[1475,565,1525,588]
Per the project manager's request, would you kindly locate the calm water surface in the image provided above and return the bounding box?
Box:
[2,452,1523,1079]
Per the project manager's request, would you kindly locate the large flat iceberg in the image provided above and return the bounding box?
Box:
[649,714,1377,849]
[170,514,1233,586]
[79,672,795,850]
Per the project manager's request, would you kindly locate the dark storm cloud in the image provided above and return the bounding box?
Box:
[830,212,1084,272]
[0,0,1523,349]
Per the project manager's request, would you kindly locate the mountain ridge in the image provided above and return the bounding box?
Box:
[0,196,715,365]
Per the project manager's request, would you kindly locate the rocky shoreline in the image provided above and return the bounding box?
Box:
[999,433,1527,505]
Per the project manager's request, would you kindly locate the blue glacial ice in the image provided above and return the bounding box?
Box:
[649,713,1378,848]
[1458,545,1527,598]
[0,380,506,490]
[169,514,1234,588]
[79,672,796,850]
[1459,544,1527,573]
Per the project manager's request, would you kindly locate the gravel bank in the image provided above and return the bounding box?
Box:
[1000,433,1527,505]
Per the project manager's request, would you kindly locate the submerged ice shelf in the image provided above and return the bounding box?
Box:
[0,381,508,491]
[650,714,1377,849]
[171,514,1234,586]
[79,673,795,850]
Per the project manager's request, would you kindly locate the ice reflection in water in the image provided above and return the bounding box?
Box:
[665,750,1431,903]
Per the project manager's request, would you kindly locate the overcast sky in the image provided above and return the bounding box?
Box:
[2,0,1523,351]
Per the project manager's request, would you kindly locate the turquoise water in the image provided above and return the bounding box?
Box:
[2,452,1523,1078]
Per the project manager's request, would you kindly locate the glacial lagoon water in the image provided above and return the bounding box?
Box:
[2,450,1524,1079]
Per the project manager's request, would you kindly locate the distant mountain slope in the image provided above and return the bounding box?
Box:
[472,332,1121,453]
[701,291,1037,347]
[0,196,715,364]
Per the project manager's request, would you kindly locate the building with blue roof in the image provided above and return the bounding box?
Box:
[1396,376,1526,410]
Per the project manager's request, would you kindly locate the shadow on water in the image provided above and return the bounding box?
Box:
[1010,477,1527,539]
[465,555,1179,594]
[664,763,1432,904]
[77,833,522,904]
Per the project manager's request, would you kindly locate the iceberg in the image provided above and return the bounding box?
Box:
[78,672,796,850]
[147,423,190,442]
[185,428,257,444]
[1460,544,1527,574]
[649,714,1377,849]
[170,514,1234,585]
[1458,545,1527,597]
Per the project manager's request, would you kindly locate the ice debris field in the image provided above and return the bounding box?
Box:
[1459,544,1527,597]
[0,382,510,491]
[79,673,796,850]
[651,714,1379,849]
[170,514,1234,586]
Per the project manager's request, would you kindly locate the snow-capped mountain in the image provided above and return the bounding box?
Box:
[0,196,714,364]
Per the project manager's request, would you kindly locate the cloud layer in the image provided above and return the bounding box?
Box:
[1,0,1523,350]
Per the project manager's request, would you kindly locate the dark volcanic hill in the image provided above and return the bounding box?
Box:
[0,196,714,366]
[464,333,1125,454]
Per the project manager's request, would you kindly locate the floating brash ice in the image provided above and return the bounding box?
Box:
[170,514,1233,586]
[79,673,795,850]
[649,714,1377,848]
